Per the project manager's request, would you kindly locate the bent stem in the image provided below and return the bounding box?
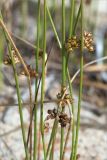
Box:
[73,0,84,159]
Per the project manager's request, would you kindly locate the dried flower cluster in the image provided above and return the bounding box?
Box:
[45,108,71,128]
[3,50,20,65]
[3,49,38,78]
[57,87,73,107]
[20,65,38,78]
[65,31,94,53]
[59,113,71,127]
[46,108,58,120]
[65,36,80,53]
[84,31,94,52]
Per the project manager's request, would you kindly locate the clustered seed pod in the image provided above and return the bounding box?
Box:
[45,108,71,128]
[57,91,73,107]
[65,36,80,53]
[59,113,71,127]
[45,108,57,120]
[3,49,39,78]
[20,65,38,78]
[3,49,20,65]
[84,31,94,52]
[65,31,94,53]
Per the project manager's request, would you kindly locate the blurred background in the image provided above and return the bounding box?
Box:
[0,0,107,160]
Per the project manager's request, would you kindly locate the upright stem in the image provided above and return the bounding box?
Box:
[21,0,28,37]
[33,0,41,160]
[61,0,66,85]
[10,47,29,160]
[73,1,84,160]
[40,0,46,158]
[69,0,75,37]
[60,1,66,160]
[73,4,81,35]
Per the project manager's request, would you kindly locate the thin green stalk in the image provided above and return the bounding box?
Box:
[66,3,81,71]
[33,0,41,160]
[68,70,75,160]
[0,13,29,160]
[46,120,58,160]
[67,1,75,152]
[21,0,28,36]
[40,0,46,158]
[73,1,84,160]
[46,6,61,49]
[49,123,57,160]
[9,46,29,160]
[61,0,66,85]
[62,121,71,160]
[0,18,33,139]
[73,4,81,35]
[60,1,66,160]
[69,0,75,37]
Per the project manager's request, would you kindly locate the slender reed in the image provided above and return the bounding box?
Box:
[73,1,84,159]
[60,1,66,160]
[67,1,76,159]
[46,6,61,49]
[21,0,28,36]
[0,20,33,146]
[69,0,75,36]
[8,46,29,160]
[33,0,41,159]
[40,0,47,158]
[45,119,58,159]
[0,13,29,160]
[49,122,58,160]
[73,4,81,35]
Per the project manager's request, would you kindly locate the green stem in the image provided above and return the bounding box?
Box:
[66,3,81,75]
[69,0,75,37]
[67,70,75,160]
[61,0,66,85]
[33,0,41,160]
[73,4,81,35]
[46,6,61,49]
[0,13,29,160]
[40,0,46,158]
[45,119,58,159]
[73,1,84,160]
[60,1,66,160]
[21,0,28,36]
[49,123,57,160]
[10,46,29,160]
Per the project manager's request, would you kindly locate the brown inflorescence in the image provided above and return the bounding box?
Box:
[3,49,20,65]
[57,89,73,107]
[20,65,38,78]
[45,108,71,128]
[65,31,94,54]
[59,113,71,127]
[65,36,80,53]
[83,31,94,52]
